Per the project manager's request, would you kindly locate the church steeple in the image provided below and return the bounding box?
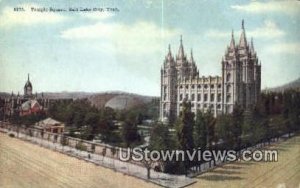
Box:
[230,29,235,49]
[190,48,195,63]
[24,73,33,98]
[239,19,247,47]
[165,44,174,63]
[177,35,185,60]
[250,38,255,52]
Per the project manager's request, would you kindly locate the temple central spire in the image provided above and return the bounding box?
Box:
[242,19,244,30]
[239,19,247,47]
[177,35,185,60]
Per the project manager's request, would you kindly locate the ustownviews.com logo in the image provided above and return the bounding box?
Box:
[119,148,278,162]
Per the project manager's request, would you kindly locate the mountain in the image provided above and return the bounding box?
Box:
[0,91,159,110]
[265,77,300,92]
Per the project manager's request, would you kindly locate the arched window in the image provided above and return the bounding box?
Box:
[163,103,167,110]
[197,94,201,101]
[204,94,208,101]
[217,94,221,102]
[226,84,231,92]
[226,94,231,102]
[226,73,231,82]
[210,94,215,102]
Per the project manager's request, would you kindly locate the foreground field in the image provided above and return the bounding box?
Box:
[192,135,300,188]
[0,133,158,188]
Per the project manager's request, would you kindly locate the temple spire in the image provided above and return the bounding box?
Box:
[177,35,185,59]
[250,37,255,53]
[230,29,235,49]
[28,73,30,81]
[239,19,247,47]
[242,19,244,30]
[190,48,194,63]
[180,35,183,45]
[165,44,174,63]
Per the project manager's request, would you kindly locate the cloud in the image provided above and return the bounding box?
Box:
[205,20,285,39]
[81,11,114,20]
[61,21,180,55]
[205,30,230,39]
[0,4,68,28]
[248,20,285,39]
[265,43,300,54]
[231,1,300,15]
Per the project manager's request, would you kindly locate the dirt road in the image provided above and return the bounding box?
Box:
[192,135,300,188]
[0,133,158,188]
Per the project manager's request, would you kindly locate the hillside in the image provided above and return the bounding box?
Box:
[265,77,300,92]
[0,91,159,110]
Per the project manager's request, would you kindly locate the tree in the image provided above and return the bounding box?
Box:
[216,114,232,149]
[149,122,171,151]
[176,100,194,174]
[110,147,117,170]
[204,108,216,149]
[193,110,207,149]
[122,119,140,147]
[231,105,243,151]
[176,100,194,151]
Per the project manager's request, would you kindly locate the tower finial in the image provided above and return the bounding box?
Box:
[168,44,171,52]
[190,48,194,63]
[230,29,235,49]
[177,35,185,59]
[180,35,182,45]
[242,19,245,30]
[28,73,30,81]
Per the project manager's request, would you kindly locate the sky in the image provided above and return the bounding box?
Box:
[0,0,299,96]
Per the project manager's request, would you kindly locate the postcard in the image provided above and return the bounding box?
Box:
[0,1,299,188]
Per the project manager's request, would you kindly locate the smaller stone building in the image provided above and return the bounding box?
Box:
[34,117,65,134]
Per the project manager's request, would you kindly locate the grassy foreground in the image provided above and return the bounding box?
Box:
[192,134,300,188]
